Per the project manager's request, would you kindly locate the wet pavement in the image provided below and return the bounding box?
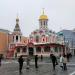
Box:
[0,56,75,75]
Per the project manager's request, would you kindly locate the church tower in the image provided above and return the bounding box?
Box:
[39,9,48,30]
[12,16,22,43]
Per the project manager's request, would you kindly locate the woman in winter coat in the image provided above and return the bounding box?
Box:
[63,55,67,70]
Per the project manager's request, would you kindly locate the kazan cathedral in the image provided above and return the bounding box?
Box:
[8,10,66,58]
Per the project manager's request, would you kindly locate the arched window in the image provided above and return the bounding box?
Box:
[16,36,18,41]
[41,35,46,42]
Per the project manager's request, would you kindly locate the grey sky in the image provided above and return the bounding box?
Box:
[0,0,75,36]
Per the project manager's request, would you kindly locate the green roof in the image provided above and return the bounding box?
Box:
[57,32,63,36]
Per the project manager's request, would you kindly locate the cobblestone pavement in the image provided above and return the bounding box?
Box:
[0,62,75,75]
[0,56,75,75]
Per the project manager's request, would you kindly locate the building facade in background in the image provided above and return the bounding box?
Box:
[58,29,75,55]
[0,29,10,57]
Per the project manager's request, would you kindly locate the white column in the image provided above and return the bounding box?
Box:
[14,35,16,43]
[18,36,20,42]
[18,35,21,42]
[41,47,44,55]
[34,47,36,55]
[26,46,29,55]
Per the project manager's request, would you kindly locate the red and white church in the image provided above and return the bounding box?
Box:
[8,10,66,58]
[27,10,65,57]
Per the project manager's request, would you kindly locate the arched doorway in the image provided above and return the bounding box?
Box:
[28,42,34,56]
[28,47,34,56]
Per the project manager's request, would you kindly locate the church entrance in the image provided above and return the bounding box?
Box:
[29,47,34,56]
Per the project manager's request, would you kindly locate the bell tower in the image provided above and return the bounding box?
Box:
[12,16,22,43]
[39,9,48,30]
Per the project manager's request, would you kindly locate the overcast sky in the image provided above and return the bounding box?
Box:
[0,0,75,36]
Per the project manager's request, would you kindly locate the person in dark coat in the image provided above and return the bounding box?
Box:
[18,55,24,74]
[40,55,43,61]
[66,53,70,62]
[35,55,38,68]
[50,54,57,70]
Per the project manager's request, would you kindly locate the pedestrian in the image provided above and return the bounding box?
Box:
[50,54,57,70]
[59,54,64,70]
[69,52,72,58]
[18,55,24,74]
[26,55,30,69]
[66,53,70,62]
[63,55,67,71]
[35,55,38,69]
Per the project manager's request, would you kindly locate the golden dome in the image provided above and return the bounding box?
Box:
[39,15,48,20]
[39,8,48,20]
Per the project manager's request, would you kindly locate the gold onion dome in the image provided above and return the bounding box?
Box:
[39,15,48,20]
[39,9,48,20]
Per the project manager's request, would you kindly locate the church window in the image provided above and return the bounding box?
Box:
[43,39,44,41]
[16,36,18,41]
